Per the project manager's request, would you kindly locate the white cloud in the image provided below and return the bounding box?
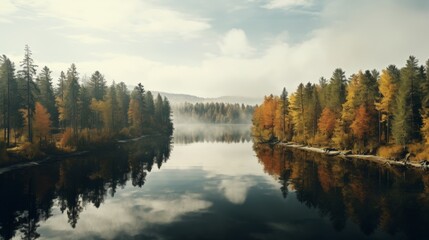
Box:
[218,28,255,57]
[5,1,429,98]
[0,0,17,22]
[66,34,109,44]
[11,0,210,38]
[0,0,16,15]
[263,0,313,9]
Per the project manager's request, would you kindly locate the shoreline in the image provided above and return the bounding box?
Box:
[0,133,170,176]
[277,142,423,169]
[0,151,89,175]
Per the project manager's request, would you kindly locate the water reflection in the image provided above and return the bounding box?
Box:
[0,136,172,240]
[173,124,251,144]
[253,143,429,239]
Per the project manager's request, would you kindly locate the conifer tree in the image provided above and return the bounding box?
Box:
[88,71,107,101]
[392,56,422,145]
[0,55,21,146]
[19,45,38,142]
[36,66,59,127]
[327,68,347,113]
[64,64,80,139]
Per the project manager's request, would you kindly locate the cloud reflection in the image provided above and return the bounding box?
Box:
[218,177,256,204]
[38,192,212,239]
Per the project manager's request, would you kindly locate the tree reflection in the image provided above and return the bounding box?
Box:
[0,136,172,239]
[253,143,429,238]
[173,124,251,144]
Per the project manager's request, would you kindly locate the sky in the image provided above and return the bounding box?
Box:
[1,0,429,98]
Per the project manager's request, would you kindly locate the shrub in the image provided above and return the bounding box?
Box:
[0,141,9,163]
[377,145,404,160]
[60,128,74,148]
[19,142,44,160]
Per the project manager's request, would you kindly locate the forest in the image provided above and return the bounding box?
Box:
[173,102,254,124]
[0,45,173,163]
[252,56,429,160]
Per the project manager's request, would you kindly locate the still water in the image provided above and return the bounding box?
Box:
[0,124,428,239]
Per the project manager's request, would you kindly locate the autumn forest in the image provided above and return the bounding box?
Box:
[252,56,429,161]
[0,45,173,164]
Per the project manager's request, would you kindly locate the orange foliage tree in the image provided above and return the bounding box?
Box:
[33,102,52,141]
[350,105,371,147]
[318,107,337,138]
[251,95,279,142]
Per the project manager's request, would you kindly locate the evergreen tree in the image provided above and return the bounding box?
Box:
[36,66,59,127]
[0,55,21,146]
[154,93,163,125]
[116,82,130,130]
[79,85,91,129]
[392,56,422,145]
[19,45,38,142]
[421,59,429,109]
[128,83,145,135]
[162,97,173,135]
[88,71,107,101]
[64,64,80,139]
[56,71,66,100]
[327,68,347,113]
[145,91,155,127]
[318,77,329,110]
[108,82,119,131]
[277,87,290,140]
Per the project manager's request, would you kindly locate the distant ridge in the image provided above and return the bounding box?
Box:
[151,91,260,105]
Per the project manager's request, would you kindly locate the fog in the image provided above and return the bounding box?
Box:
[173,123,251,144]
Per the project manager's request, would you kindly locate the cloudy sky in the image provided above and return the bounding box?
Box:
[1,0,429,97]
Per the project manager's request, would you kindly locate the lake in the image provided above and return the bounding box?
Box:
[0,124,428,239]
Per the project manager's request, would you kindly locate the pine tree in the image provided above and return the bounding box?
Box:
[36,66,59,128]
[421,59,429,109]
[327,68,347,113]
[0,55,21,146]
[162,96,173,135]
[145,91,155,127]
[56,71,66,100]
[392,56,422,145]
[108,82,119,132]
[64,64,80,139]
[88,71,107,101]
[116,82,130,130]
[19,45,38,143]
[274,87,291,141]
[128,83,145,135]
[79,85,91,129]
[154,93,163,126]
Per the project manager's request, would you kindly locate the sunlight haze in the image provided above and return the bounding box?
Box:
[1,0,429,97]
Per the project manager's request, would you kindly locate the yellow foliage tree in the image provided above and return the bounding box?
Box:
[90,99,112,132]
[251,95,279,142]
[421,113,429,145]
[375,69,397,143]
[128,98,142,132]
[341,73,361,124]
[56,96,65,127]
[274,99,292,141]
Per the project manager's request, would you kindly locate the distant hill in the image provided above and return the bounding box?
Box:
[151,91,260,105]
